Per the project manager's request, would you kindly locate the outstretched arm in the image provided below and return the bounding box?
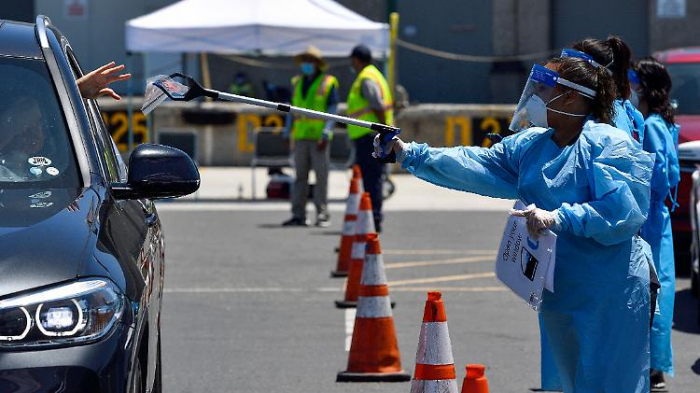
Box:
[77,62,131,100]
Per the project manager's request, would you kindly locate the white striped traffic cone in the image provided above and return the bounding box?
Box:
[337,237,410,382]
[331,178,361,278]
[352,164,364,194]
[336,192,376,308]
[411,291,458,393]
[335,166,364,254]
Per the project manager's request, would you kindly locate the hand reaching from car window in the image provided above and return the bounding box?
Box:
[77,62,131,100]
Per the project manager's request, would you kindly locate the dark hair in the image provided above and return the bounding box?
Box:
[350,45,372,63]
[572,36,632,99]
[548,56,617,124]
[633,57,675,124]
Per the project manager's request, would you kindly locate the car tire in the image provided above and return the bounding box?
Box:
[152,337,163,393]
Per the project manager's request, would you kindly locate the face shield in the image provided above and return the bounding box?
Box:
[628,69,642,107]
[509,64,597,133]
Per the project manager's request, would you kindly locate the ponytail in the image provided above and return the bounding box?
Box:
[590,65,617,124]
[606,36,632,99]
[572,36,633,99]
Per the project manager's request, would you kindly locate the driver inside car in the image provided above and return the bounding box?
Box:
[0,62,129,182]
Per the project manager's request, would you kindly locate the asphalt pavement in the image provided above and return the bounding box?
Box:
[158,209,524,392]
[156,170,700,392]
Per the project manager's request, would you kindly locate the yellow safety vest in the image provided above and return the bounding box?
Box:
[291,73,339,141]
[346,65,394,140]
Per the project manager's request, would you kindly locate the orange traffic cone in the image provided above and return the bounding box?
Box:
[335,166,364,255]
[461,364,489,393]
[411,292,459,393]
[337,237,411,382]
[331,178,362,278]
[352,165,365,193]
[336,193,375,308]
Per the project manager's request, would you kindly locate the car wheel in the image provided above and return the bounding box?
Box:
[152,337,163,393]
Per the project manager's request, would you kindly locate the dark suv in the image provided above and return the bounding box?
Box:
[0,16,200,392]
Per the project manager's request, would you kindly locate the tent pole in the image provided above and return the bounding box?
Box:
[145,53,153,145]
[200,53,212,98]
[388,12,399,98]
[126,51,134,155]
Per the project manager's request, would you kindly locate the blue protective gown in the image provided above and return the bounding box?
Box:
[400,121,654,393]
[641,114,680,375]
[614,98,646,144]
[539,99,648,391]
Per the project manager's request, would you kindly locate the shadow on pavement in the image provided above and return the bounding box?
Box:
[692,358,700,375]
[257,223,288,229]
[310,230,342,236]
[673,288,700,334]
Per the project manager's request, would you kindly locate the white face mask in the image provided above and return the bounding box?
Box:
[629,89,640,108]
[525,93,588,128]
[525,95,549,128]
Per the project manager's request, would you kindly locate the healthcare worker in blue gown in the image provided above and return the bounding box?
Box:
[536,37,649,392]
[374,56,654,393]
[632,57,681,391]
[573,36,646,143]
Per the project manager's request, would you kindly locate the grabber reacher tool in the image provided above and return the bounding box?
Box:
[142,73,401,163]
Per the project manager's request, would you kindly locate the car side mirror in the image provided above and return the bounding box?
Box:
[112,144,200,200]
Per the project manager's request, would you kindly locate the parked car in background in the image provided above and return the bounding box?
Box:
[681,142,700,326]
[655,47,700,276]
[0,16,200,392]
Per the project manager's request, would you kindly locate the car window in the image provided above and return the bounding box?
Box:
[667,63,700,115]
[0,57,81,188]
[86,99,126,183]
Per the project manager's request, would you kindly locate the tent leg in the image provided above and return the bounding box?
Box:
[200,52,212,92]
[144,53,153,146]
[388,12,399,97]
[127,51,135,155]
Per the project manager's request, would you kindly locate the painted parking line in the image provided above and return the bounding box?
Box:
[163,283,505,294]
[383,249,497,256]
[388,272,496,286]
[390,286,506,292]
[163,287,341,294]
[385,255,495,269]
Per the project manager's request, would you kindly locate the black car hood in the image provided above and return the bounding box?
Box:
[0,187,99,298]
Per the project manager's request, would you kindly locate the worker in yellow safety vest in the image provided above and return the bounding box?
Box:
[282,46,339,227]
[347,45,393,232]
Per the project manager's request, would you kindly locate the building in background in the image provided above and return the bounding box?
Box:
[34,0,182,95]
[1,0,697,103]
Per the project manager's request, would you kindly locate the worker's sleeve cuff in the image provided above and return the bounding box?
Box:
[397,141,416,165]
[552,208,566,233]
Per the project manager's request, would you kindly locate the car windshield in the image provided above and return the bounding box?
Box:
[667,63,700,115]
[0,57,80,188]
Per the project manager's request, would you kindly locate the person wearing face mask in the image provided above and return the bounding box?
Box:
[347,44,393,232]
[374,56,655,393]
[282,46,339,227]
[572,36,646,144]
[632,57,681,392]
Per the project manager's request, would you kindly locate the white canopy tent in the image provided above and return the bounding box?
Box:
[125,0,389,57]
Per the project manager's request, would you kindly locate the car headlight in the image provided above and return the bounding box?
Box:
[0,278,125,349]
